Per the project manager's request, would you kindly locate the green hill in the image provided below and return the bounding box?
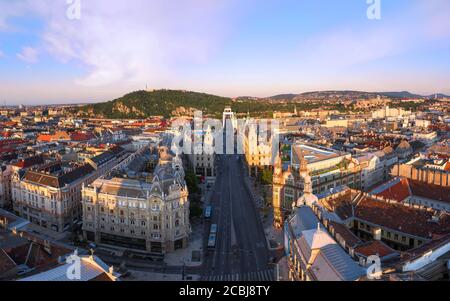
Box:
[78,89,304,119]
[80,90,233,118]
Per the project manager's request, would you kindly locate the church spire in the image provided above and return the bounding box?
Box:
[294,147,317,208]
[299,147,312,195]
[274,151,282,175]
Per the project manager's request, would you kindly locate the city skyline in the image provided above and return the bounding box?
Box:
[1,0,450,104]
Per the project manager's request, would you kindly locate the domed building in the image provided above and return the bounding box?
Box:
[396,140,413,160]
[273,149,319,228]
[82,146,190,255]
[382,145,395,155]
[295,150,318,208]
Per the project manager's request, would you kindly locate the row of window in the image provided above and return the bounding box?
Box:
[97,217,183,229]
[358,222,423,246]
[85,199,183,211]
[96,224,162,239]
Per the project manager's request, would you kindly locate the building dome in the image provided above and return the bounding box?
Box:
[396,140,412,153]
[383,146,394,154]
[296,193,318,208]
[158,146,174,164]
[303,224,335,250]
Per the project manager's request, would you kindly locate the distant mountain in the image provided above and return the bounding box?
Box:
[264,90,380,102]
[372,91,449,99]
[431,93,450,98]
[268,94,298,101]
[265,90,449,101]
[77,89,447,119]
[378,91,424,99]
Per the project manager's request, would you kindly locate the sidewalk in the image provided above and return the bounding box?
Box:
[244,172,283,251]
[25,223,71,241]
[164,219,203,267]
[265,222,284,250]
[276,256,291,282]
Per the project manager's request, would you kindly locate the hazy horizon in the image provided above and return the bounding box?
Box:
[1,0,450,105]
[2,88,450,107]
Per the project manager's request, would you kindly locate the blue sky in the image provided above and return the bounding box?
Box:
[0,0,450,104]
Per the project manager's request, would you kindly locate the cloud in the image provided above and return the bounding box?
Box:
[0,50,4,59]
[17,46,39,63]
[1,0,450,101]
[5,0,235,87]
[0,1,32,32]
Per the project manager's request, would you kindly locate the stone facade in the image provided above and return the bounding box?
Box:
[0,165,12,208]
[11,148,125,233]
[391,164,449,187]
[82,147,190,255]
[273,149,362,228]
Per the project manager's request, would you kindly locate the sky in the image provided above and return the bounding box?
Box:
[0,0,450,105]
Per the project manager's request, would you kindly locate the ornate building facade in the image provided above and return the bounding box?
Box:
[272,144,362,228]
[11,149,126,233]
[82,147,190,254]
[243,121,277,177]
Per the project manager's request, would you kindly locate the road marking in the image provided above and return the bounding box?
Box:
[266,269,272,281]
[202,269,276,282]
[241,273,247,281]
[263,271,269,281]
[261,271,266,281]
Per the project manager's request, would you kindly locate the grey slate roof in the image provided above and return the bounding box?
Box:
[289,206,320,238]
[320,243,367,281]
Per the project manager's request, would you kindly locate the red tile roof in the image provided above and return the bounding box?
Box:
[4,233,72,272]
[374,178,411,202]
[0,249,17,275]
[329,221,361,248]
[23,163,95,188]
[70,132,94,142]
[37,134,52,142]
[355,197,450,238]
[0,131,12,138]
[373,178,450,204]
[0,139,26,152]
[0,121,17,127]
[409,180,450,204]
[354,240,397,258]
[320,190,354,220]
[14,156,44,168]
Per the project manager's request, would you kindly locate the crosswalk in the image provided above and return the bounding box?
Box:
[201,269,275,282]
